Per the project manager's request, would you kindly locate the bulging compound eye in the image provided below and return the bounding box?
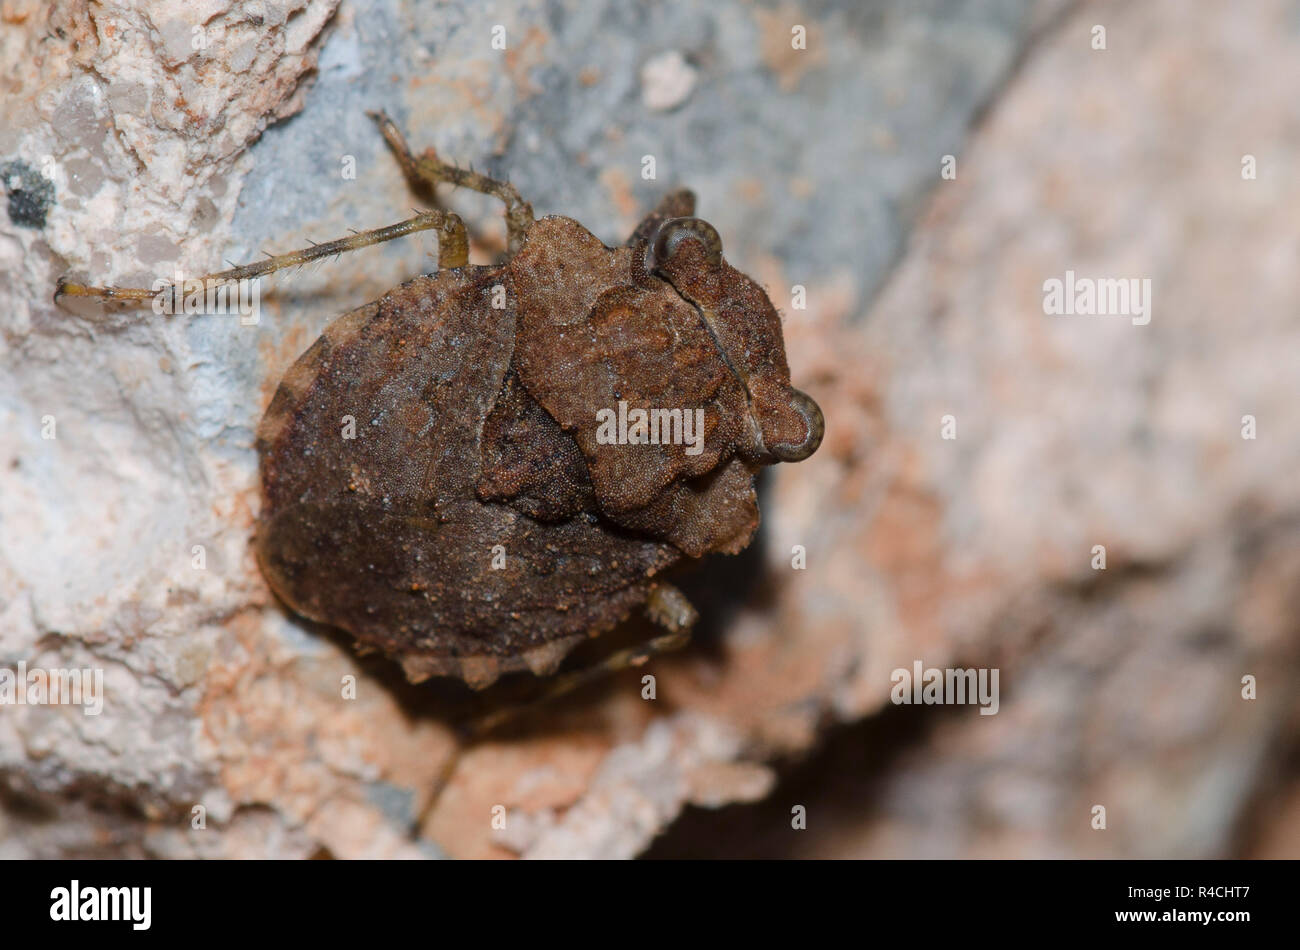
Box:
[768,388,824,462]
[652,217,722,268]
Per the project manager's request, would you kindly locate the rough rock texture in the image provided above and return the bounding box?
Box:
[2,0,1296,859]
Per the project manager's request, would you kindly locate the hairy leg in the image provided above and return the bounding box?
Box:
[369,110,535,256]
[410,582,699,839]
[55,210,468,307]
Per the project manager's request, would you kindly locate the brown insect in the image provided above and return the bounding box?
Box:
[57,111,824,699]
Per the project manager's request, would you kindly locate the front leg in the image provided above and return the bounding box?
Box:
[409,582,699,837]
[465,582,698,738]
[369,110,536,257]
[55,210,469,308]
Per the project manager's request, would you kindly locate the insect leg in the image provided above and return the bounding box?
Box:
[409,583,698,840]
[369,109,535,256]
[55,210,469,307]
[466,583,696,739]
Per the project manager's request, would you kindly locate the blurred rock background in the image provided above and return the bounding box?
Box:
[1,0,1296,858]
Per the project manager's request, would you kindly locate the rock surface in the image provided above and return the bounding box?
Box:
[2,0,1296,859]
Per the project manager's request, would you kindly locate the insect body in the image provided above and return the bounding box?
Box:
[59,112,824,691]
